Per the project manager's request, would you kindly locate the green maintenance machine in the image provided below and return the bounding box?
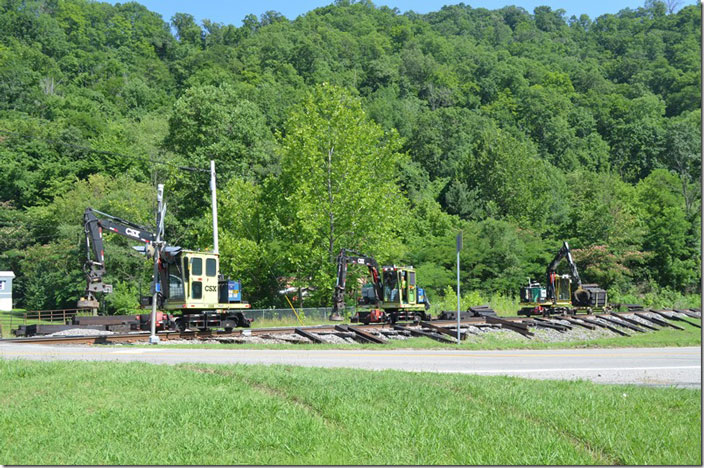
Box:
[518,242,608,316]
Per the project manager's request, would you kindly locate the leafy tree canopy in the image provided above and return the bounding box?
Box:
[0,0,699,311]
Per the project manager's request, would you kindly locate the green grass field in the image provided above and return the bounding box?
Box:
[0,359,699,465]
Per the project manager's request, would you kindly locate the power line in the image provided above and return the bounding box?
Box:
[0,128,210,174]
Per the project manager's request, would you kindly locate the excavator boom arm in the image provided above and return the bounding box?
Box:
[545,241,582,301]
[331,249,382,318]
[81,208,156,303]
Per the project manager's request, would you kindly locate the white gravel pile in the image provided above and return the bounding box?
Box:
[368,332,389,343]
[625,314,657,327]
[589,317,623,334]
[218,336,274,344]
[582,325,617,339]
[605,316,631,327]
[160,338,221,345]
[386,332,410,340]
[532,328,565,342]
[641,311,667,321]
[462,329,529,342]
[48,328,114,337]
[567,327,605,341]
[318,333,355,344]
[276,333,312,343]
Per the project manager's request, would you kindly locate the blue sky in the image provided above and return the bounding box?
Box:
[111,0,692,27]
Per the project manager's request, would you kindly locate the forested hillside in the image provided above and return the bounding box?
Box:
[0,0,700,312]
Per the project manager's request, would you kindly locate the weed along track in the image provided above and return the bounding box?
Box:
[3,307,700,347]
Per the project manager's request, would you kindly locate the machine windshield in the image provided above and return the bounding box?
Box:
[383,270,398,302]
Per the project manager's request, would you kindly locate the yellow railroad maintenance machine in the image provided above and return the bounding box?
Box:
[518,241,608,316]
[77,208,251,331]
[330,248,431,324]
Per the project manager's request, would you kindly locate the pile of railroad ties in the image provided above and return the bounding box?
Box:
[13,314,142,337]
[8,304,701,346]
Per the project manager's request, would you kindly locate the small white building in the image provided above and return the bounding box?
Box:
[0,271,15,311]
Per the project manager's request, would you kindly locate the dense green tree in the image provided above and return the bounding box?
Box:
[636,169,699,291]
[0,0,700,310]
[164,83,276,181]
[268,83,408,304]
[8,174,156,310]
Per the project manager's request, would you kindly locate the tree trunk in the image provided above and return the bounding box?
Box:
[327,146,335,261]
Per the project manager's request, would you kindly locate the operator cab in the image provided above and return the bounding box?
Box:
[147,248,247,311]
[381,266,417,307]
[554,274,571,302]
[519,275,571,306]
[163,251,220,307]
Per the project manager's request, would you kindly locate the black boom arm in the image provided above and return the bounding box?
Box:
[82,207,156,299]
[330,249,383,318]
[545,241,582,301]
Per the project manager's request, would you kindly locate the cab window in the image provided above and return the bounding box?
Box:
[191,281,202,299]
[383,271,398,302]
[206,258,217,277]
[169,274,184,301]
[191,257,202,276]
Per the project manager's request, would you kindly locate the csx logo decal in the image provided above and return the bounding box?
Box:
[204,285,217,292]
[125,228,141,238]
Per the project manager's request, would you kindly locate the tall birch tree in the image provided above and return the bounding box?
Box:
[270,83,408,304]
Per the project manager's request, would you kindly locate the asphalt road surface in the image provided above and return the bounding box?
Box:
[0,343,700,387]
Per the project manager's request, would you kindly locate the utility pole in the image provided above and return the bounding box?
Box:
[699,1,704,300]
[210,160,219,255]
[149,184,165,345]
[456,231,462,345]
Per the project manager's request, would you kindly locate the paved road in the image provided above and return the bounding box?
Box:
[0,343,700,387]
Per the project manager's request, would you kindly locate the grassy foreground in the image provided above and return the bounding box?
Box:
[0,360,700,465]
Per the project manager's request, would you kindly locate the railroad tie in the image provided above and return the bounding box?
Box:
[558,316,596,330]
[393,325,456,343]
[599,316,646,333]
[610,313,658,331]
[420,321,467,340]
[634,312,684,330]
[532,317,571,332]
[652,310,701,328]
[674,309,701,319]
[347,326,386,344]
[579,317,630,336]
[334,324,372,343]
[484,316,534,338]
[294,328,326,344]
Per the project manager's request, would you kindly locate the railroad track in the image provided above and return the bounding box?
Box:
[1,309,699,346]
[2,321,408,345]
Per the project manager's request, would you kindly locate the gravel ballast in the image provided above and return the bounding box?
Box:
[76,311,694,346]
[47,328,115,337]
